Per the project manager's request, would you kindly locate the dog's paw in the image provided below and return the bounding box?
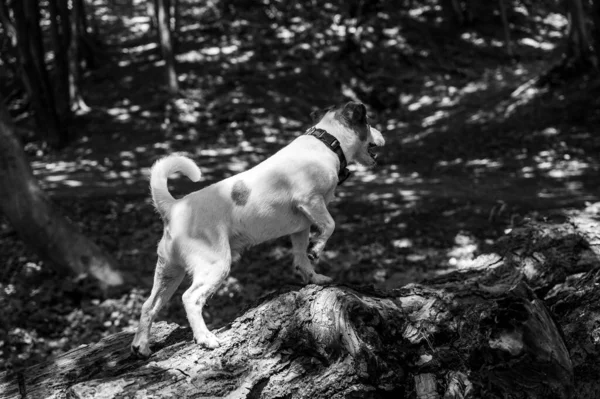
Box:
[310,273,332,285]
[307,249,319,263]
[194,333,221,349]
[131,343,152,358]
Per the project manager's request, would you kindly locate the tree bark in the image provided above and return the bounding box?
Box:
[147,0,158,36]
[5,209,600,397]
[440,0,464,28]
[48,0,71,135]
[156,0,179,94]
[591,0,600,58]
[0,99,123,289]
[69,0,89,112]
[171,0,179,46]
[24,0,68,146]
[12,0,67,147]
[0,0,16,47]
[498,0,513,58]
[566,0,594,63]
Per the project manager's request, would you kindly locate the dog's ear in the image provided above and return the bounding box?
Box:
[310,106,334,123]
[342,102,367,125]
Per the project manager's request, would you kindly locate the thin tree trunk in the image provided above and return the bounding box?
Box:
[69,0,89,111]
[171,0,179,46]
[77,0,88,34]
[0,99,123,288]
[147,0,157,35]
[498,0,513,57]
[58,0,71,46]
[76,0,97,70]
[567,0,592,61]
[23,0,67,147]
[12,0,59,145]
[591,0,600,58]
[48,0,71,134]
[0,0,16,46]
[156,0,179,94]
[440,0,463,28]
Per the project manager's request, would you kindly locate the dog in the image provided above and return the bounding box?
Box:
[131,101,385,357]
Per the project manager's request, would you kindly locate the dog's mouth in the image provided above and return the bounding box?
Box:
[367,143,379,160]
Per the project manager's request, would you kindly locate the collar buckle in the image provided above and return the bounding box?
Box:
[304,127,351,186]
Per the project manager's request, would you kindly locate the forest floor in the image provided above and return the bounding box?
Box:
[2,0,600,372]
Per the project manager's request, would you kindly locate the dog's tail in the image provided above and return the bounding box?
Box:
[150,154,202,218]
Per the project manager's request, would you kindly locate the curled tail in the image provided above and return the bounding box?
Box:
[150,154,201,218]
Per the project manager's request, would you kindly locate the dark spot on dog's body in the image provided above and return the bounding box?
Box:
[231,180,250,206]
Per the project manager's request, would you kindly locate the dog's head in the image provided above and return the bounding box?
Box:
[311,102,385,167]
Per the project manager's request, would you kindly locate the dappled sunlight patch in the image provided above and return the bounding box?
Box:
[392,238,413,249]
[447,232,479,268]
[216,276,244,298]
[519,38,555,51]
[530,149,593,179]
[465,158,503,172]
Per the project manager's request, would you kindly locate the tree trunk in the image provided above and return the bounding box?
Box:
[566,0,594,63]
[0,0,16,47]
[5,209,600,397]
[11,0,62,147]
[48,0,71,135]
[171,0,179,46]
[24,0,68,146]
[591,0,600,58]
[147,0,157,36]
[498,0,513,58]
[0,99,123,289]
[76,0,98,70]
[440,0,464,28]
[69,0,89,112]
[156,0,179,94]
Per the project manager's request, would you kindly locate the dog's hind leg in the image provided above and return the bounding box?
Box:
[290,229,332,284]
[297,196,335,264]
[181,249,231,349]
[131,257,185,357]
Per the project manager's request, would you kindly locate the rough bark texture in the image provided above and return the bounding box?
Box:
[0,100,123,288]
[2,208,600,398]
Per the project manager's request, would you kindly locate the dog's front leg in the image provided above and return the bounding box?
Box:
[297,195,335,265]
[290,229,332,284]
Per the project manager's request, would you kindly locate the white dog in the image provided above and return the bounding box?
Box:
[131,102,385,357]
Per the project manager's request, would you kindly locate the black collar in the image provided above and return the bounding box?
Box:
[304,127,351,185]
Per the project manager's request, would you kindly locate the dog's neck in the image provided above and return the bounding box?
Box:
[305,126,350,185]
[314,119,359,163]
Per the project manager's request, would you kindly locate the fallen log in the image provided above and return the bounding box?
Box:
[3,209,600,398]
